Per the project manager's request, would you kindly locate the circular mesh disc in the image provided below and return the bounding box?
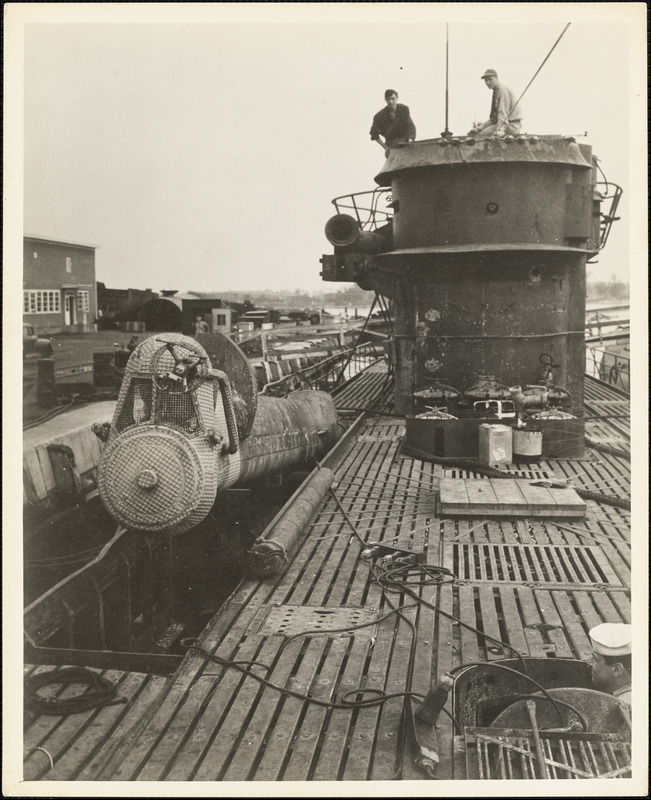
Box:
[99,426,209,532]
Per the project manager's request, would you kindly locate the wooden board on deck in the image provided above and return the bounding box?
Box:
[439,478,586,518]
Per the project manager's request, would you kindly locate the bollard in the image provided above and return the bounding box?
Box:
[36,358,57,407]
[93,351,117,387]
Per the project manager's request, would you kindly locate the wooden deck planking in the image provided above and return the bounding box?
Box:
[432,534,457,781]
[332,367,394,415]
[33,670,165,782]
[373,528,439,776]
[78,671,172,781]
[283,440,381,607]
[226,637,330,782]
[309,635,375,781]
[331,443,422,605]
[341,604,412,781]
[590,590,629,625]
[458,584,482,663]
[515,587,548,658]
[367,612,421,781]
[549,591,594,661]
[572,591,611,632]
[166,644,271,778]
[436,540,457,681]
[24,669,109,766]
[476,585,508,661]
[180,636,296,781]
[24,668,137,781]
[323,441,400,608]
[533,589,575,658]
[142,635,285,781]
[280,636,351,781]
[23,373,633,782]
[108,598,270,779]
[497,588,530,658]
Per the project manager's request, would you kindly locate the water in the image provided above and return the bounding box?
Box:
[323,306,374,321]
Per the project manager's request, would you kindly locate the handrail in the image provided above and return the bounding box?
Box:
[585,304,630,314]
[331,188,393,231]
[596,181,623,250]
[261,343,383,397]
[585,311,629,341]
[585,345,630,393]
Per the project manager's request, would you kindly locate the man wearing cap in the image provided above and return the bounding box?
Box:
[588,623,632,705]
[469,69,522,138]
[370,90,416,149]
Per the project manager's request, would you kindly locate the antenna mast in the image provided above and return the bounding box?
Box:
[442,23,451,139]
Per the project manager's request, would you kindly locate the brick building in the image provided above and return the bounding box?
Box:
[23,235,98,334]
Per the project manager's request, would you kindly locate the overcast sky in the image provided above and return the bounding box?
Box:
[10,3,647,294]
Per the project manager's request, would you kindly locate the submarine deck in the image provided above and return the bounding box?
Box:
[23,367,633,782]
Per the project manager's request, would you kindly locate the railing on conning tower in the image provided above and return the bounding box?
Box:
[595,179,623,250]
[331,188,393,232]
[592,156,623,250]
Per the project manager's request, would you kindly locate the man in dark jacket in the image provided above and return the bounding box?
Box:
[370,90,416,148]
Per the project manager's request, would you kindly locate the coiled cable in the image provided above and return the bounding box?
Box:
[25,667,126,716]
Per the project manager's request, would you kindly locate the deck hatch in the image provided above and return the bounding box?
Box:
[256,604,379,637]
[453,543,622,587]
[464,728,631,779]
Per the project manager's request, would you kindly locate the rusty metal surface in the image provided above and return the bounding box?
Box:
[237,391,338,484]
[490,687,630,735]
[375,137,592,185]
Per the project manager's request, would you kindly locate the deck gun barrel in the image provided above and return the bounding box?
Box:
[325,213,389,254]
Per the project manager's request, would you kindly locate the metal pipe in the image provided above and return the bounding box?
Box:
[211,369,239,454]
[526,699,550,779]
[444,23,450,137]
[246,467,334,579]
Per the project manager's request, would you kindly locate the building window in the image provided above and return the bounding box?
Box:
[216,314,227,326]
[66,257,72,273]
[77,291,90,312]
[24,290,61,314]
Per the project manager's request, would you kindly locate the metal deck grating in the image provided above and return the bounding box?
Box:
[332,364,395,415]
[465,728,632,780]
[444,468,555,480]
[453,543,623,588]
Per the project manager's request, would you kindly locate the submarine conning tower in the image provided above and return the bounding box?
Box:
[322,135,607,418]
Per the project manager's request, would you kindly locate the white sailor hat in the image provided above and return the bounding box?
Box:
[589,623,632,657]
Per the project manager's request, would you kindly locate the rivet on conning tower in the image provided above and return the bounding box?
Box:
[320,26,621,462]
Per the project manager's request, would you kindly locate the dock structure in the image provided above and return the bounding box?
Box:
[23,368,632,783]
